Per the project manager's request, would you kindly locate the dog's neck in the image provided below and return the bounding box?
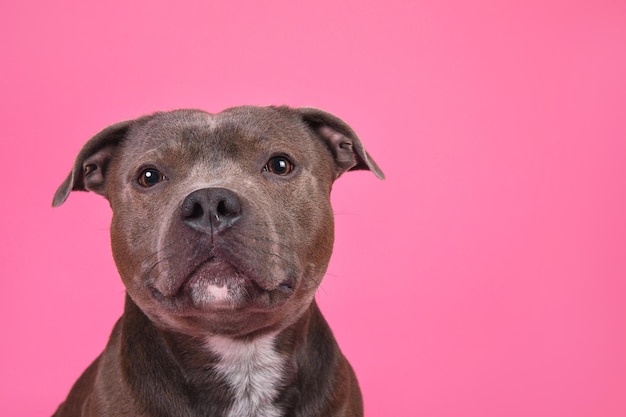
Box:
[119,296,306,416]
[205,333,285,417]
[118,297,346,416]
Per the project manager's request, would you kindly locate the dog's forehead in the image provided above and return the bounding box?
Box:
[123,108,313,159]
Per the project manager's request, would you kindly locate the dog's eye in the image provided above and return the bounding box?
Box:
[138,168,165,187]
[264,156,294,176]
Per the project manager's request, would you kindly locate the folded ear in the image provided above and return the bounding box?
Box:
[296,107,384,180]
[52,120,132,207]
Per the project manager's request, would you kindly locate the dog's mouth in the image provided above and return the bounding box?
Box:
[183,258,253,308]
[148,257,295,311]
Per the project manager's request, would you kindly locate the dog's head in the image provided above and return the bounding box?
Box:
[54,106,383,338]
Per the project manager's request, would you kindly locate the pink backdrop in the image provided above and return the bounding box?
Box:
[2,1,625,416]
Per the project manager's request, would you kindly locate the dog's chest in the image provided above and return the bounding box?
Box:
[206,334,286,417]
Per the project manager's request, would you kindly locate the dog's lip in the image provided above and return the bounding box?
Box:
[183,256,296,295]
[172,257,246,299]
[148,256,295,302]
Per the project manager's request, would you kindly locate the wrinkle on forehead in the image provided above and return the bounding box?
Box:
[127,115,281,166]
[125,107,318,166]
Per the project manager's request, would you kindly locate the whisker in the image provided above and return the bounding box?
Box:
[138,242,177,265]
[147,252,179,281]
[246,246,294,264]
[332,210,358,217]
[229,230,297,265]
[233,230,294,252]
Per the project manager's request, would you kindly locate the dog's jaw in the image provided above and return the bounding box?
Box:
[206,333,286,417]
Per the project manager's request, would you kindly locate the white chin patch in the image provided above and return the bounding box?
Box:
[206,283,230,301]
[188,279,237,305]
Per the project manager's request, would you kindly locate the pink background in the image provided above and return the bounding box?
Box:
[1,1,625,416]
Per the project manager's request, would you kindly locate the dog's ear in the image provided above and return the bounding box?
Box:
[52,120,133,207]
[296,107,384,180]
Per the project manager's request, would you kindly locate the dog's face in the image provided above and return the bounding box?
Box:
[54,106,383,338]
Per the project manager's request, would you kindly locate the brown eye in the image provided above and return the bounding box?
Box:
[138,168,165,187]
[264,156,294,176]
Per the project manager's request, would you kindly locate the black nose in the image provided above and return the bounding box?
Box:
[181,188,242,233]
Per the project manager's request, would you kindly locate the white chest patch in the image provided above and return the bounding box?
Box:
[206,333,286,417]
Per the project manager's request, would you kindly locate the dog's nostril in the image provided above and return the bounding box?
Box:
[189,202,204,220]
[217,198,240,218]
[182,198,205,220]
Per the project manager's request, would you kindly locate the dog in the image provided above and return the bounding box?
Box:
[51,105,384,417]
